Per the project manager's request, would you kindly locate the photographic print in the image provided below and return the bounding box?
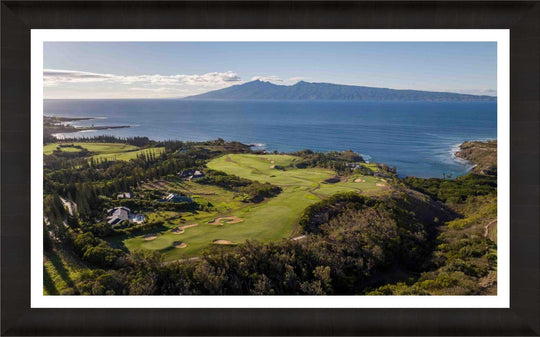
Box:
[34,30,508,306]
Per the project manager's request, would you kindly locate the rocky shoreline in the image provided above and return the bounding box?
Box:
[454,140,497,176]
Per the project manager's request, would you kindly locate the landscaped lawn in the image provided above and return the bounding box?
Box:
[119,153,389,260]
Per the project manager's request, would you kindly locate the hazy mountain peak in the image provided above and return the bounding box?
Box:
[184,80,496,102]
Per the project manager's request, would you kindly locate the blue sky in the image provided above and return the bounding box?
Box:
[44,42,497,99]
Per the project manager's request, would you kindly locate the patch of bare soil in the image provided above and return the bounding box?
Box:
[171,223,198,234]
[208,216,244,225]
[213,239,237,245]
[173,241,187,248]
[354,178,365,183]
[143,234,157,241]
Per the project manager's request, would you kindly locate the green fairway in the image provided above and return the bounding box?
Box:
[44,142,140,155]
[120,153,389,260]
[44,142,164,162]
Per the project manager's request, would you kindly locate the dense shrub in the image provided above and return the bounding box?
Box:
[404,173,496,204]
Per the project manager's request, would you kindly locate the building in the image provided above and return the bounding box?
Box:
[106,206,144,227]
[178,169,205,181]
[116,192,132,199]
[106,206,131,226]
[159,193,193,203]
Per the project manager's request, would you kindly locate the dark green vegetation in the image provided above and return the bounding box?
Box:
[367,141,498,295]
[185,80,497,101]
[44,132,497,296]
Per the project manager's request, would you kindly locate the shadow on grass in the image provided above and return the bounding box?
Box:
[43,266,58,295]
[107,224,169,253]
[47,251,78,292]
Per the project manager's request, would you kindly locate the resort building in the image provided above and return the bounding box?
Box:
[158,193,193,203]
[116,192,132,199]
[106,206,144,227]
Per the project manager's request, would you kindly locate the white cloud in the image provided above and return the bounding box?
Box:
[43,69,115,86]
[43,69,241,87]
[289,77,306,83]
[250,75,283,83]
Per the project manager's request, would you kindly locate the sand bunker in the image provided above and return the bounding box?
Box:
[376,183,387,187]
[208,216,244,225]
[173,241,187,248]
[171,223,198,234]
[354,178,365,183]
[143,234,157,241]
[213,239,237,245]
[270,165,275,169]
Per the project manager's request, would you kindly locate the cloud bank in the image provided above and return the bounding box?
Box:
[44,69,242,87]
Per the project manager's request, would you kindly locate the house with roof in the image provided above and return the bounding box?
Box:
[158,193,193,203]
[178,169,205,181]
[106,206,144,227]
[117,192,132,199]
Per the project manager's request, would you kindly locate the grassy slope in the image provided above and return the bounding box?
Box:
[43,249,89,295]
[89,147,165,162]
[121,154,387,260]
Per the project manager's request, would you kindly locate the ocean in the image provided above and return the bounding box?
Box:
[44,99,497,178]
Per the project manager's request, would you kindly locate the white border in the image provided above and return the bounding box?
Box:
[31,29,510,308]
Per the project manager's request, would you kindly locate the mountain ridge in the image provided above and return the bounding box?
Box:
[184,80,497,102]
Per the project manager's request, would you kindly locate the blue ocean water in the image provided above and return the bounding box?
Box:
[44,99,497,178]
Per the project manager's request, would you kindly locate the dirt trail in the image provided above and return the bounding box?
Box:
[484,219,497,238]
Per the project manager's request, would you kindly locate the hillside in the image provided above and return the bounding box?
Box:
[184,80,497,102]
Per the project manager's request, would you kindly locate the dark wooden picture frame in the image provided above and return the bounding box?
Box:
[1,1,539,335]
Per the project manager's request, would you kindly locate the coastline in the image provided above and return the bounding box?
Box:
[451,142,477,170]
[453,139,497,176]
[45,115,132,139]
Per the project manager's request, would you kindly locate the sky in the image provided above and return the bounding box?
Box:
[43,42,497,99]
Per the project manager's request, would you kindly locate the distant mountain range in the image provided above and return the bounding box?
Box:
[184,80,496,102]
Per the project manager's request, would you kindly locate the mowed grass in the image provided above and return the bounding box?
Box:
[44,142,139,155]
[44,142,164,163]
[121,154,389,260]
[89,147,165,162]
